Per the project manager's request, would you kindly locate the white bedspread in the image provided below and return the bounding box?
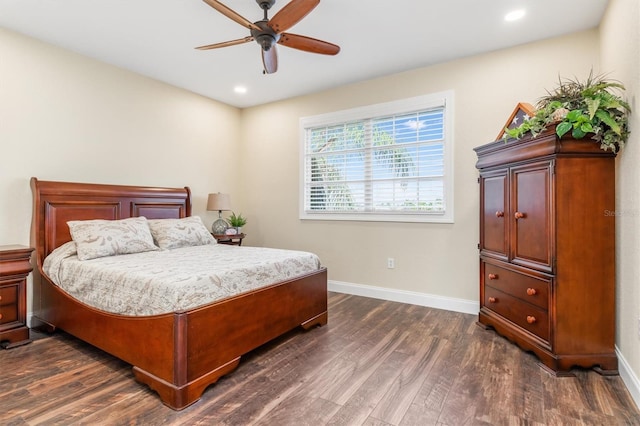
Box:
[43,242,322,316]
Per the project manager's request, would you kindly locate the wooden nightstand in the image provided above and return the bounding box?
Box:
[0,245,34,349]
[213,233,245,246]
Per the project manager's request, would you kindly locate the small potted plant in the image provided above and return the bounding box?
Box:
[504,71,631,152]
[227,212,247,233]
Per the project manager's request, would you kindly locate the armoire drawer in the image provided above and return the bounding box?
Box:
[483,286,550,341]
[483,261,550,310]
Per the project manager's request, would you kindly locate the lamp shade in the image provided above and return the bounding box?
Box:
[207,193,231,211]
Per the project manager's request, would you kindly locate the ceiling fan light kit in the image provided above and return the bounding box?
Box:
[197,0,340,74]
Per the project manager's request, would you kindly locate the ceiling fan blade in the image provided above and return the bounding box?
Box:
[195,36,254,50]
[268,0,320,33]
[262,46,278,74]
[202,0,261,31]
[278,33,340,55]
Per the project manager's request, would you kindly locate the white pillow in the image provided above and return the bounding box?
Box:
[147,216,215,250]
[67,216,158,261]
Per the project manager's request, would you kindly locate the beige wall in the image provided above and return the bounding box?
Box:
[0,28,241,312]
[600,0,640,397]
[0,28,242,241]
[240,30,601,304]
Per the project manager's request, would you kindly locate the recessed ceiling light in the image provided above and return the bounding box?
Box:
[234,86,247,94]
[505,9,526,22]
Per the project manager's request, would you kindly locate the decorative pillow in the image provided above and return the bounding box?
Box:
[67,216,159,261]
[147,216,216,250]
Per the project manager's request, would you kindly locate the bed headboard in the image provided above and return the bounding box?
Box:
[30,178,192,266]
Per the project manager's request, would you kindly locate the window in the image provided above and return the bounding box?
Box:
[300,91,454,223]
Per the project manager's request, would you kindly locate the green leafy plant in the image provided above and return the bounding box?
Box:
[504,72,631,152]
[227,212,247,228]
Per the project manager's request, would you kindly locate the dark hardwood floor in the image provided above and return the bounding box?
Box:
[2,293,639,425]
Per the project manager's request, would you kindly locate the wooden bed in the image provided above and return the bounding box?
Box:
[30,178,328,410]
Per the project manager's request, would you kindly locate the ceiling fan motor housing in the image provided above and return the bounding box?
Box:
[251,20,280,51]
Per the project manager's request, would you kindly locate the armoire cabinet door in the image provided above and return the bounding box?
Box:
[510,161,554,272]
[479,169,509,260]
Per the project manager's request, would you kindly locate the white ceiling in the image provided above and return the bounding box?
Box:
[0,0,609,108]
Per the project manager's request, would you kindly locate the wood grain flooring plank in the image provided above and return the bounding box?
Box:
[371,336,447,425]
[25,380,143,425]
[73,387,171,426]
[213,328,344,425]
[217,362,327,426]
[326,350,410,426]
[398,342,456,426]
[230,300,413,424]
[1,392,34,423]
[252,325,346,369]
[575,369,638,420]
[318,329,409,405]
[217,373,313,425]
[367,308,456,425]
[435,338,496,425]
[541,369,591,423]
[339,300,408,342]
[362,416,395,426]
[0,335,102,395]
[502,349,545,424]
[253,394,341,426]
[474,337,528,425]
[2,362,129,420]
[399,312,473,425]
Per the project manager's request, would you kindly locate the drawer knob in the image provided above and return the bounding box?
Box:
[0,313,2,320]
[514,211,525,219]
[488,297,497,303]
[495,211,504,218]
[488,273,498,280]
[0,295,2,301]
[526,288,537,296]
[526,315,536,324]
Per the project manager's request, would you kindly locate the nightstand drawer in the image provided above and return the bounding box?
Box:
[0,285,17,307]
[483,261,550,310]
[484,286,550,342]
[0,245,33,348]
[0,304,18,324]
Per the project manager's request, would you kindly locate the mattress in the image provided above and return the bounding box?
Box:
[43,242,322,316]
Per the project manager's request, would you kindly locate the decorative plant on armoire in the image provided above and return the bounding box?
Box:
[504,71,631,153]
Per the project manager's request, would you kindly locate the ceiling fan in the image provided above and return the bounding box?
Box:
[196,0,340,74]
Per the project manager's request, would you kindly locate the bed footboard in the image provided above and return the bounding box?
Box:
[138,268,328,410]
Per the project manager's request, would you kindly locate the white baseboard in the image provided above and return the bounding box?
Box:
[328,280,478,315]
[27,312,36,328]
[617,346,640,410]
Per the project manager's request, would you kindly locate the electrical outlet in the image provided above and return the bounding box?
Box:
[387,258,395,269]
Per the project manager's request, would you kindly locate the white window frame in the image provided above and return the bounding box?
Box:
[299,90,454,223]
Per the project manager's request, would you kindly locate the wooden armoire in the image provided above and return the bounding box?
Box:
[474,126,618,376]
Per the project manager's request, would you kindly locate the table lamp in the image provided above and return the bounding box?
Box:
[207,193,231,234]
